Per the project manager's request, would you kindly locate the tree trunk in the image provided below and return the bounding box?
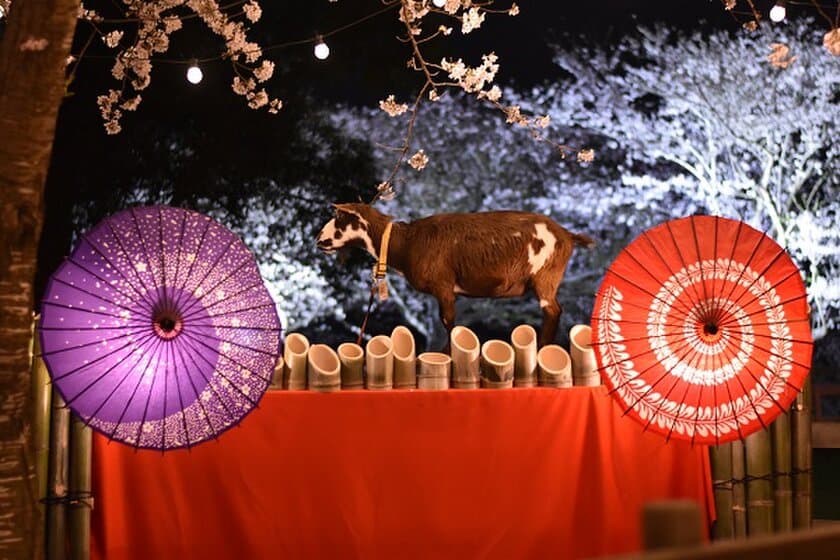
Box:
[0,1,80,557]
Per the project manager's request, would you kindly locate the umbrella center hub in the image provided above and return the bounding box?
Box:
[153,311,183,340]
[700,322,722,343]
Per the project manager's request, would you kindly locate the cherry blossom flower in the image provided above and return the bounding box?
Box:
[824,28,840,56]
[380,95,409,117]
[767,43,797,68]
[461,7,485,34]
[408,150,429,170]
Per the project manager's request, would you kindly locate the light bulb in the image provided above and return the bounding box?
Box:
[432,0,446,7]
[314,39,330,60]
[186,64,203,84]
[769,2,786,22]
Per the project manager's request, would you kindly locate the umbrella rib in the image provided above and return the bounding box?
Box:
[41,300,149,324]
[715,268,803,328]
[177,260,256,321]
[175,333,239,431]
[157,206,170,319]
[717,292,809,329]
[177,330,263,406]
[689,216,712,319]
[179,327,273,383]
[174,225,244,317]
[169,337,211,448]
[67,248,155,315]
[716,248,789,323]
[184,298,276,321]
[661,339,709,443]
[612,245,699,320]
[46,276,151,317]
[663,220,707,316]
[186,324,282,333]
[713,231,779,325]
[709,218,745,327]
[40,324,152,332]
[604,332,698,395]
[128,207,163,300]
[61,329,158,408]
[45,329,158,381]
[68,330,160,427]
[169,209,189,310]
[38,326,149,359]
[100,217,161,311]
[714,330,772,432]
[171,214,213,312]
[133,333,168,449]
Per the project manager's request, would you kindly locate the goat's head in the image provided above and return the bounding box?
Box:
[316,203,379,256]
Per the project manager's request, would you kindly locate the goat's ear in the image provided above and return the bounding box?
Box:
[332,203,351,214]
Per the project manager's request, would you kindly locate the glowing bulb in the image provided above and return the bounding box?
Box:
[432,0,446,7]
[186,64,203,84]
[314,39,330,60]
[769,2,786,22]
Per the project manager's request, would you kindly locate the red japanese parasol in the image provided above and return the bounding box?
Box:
[591,215,812,444]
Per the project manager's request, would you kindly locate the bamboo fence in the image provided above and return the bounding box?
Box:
[710,391,813,540]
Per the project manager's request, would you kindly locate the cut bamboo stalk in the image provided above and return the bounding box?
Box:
[337,342,365,389]
[745,429,774,536]
[307,344,341,392]
[731,438,747,538]
[282,333,310,390]
[365,335,393,390]
[569,324,600,387]
[417,352,450,390]
[46,390,69,560]
[711,443,734,540]
[31,317,51,559]
[771,412,793,532]
[537,345,572,388]
[511,324,538,387]
[792,378,812,529]
[450,326,480,389]
[269,356,284,389]
[480,339,514,389]
[391,326,416,389]
[68,414,92,560]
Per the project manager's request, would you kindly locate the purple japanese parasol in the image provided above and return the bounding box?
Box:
[40,205,282,450]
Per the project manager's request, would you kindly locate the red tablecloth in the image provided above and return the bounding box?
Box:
[91,387,714,560]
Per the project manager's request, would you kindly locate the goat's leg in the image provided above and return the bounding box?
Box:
[533,271,564,347]
[433,290,456,353]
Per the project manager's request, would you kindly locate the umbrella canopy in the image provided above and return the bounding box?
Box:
[591,215,812,444]
[40,206,282,450]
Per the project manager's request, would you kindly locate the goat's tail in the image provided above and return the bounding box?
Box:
[571,232,596,249]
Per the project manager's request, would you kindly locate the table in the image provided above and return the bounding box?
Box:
[92,386,714,559]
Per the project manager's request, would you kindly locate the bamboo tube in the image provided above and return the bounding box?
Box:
[338,342,365,389]
[282,333,310,390]
[391,326,416,389]
[745,429,774,536]
[731,438,748,538]
[307,344,341,392]
[417,352,451,390]
[569,324,600,387]
[31,317,51,558]
[792,378,812,529]
[480,340,514,389]
[46,390,69,560]
[711,443,734,540]
[450,326,480,389]
[365,335,394,390]
[269,356,284,389]
[68,415,92,560]
[537,345,572,388]
[642,500,704,551]
[511,325,538,387]
[771,413,793,532]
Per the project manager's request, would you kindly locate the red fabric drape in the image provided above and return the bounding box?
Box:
[91,387,714,560]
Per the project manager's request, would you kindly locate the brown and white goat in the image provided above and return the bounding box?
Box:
[316,203,595,346]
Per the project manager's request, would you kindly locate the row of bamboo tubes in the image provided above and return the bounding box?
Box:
[31,317,93,560]
[710,379,813,539]
[273,323,602,391]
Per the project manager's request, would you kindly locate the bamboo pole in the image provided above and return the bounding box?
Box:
[731,438,747,538]
[31,316,51,559]
[68,415,92,560]
[771,413,793,532]
[745,429,774,536]
[710,443,734,540]
[46,391,69,560]
[792,378,812,529]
